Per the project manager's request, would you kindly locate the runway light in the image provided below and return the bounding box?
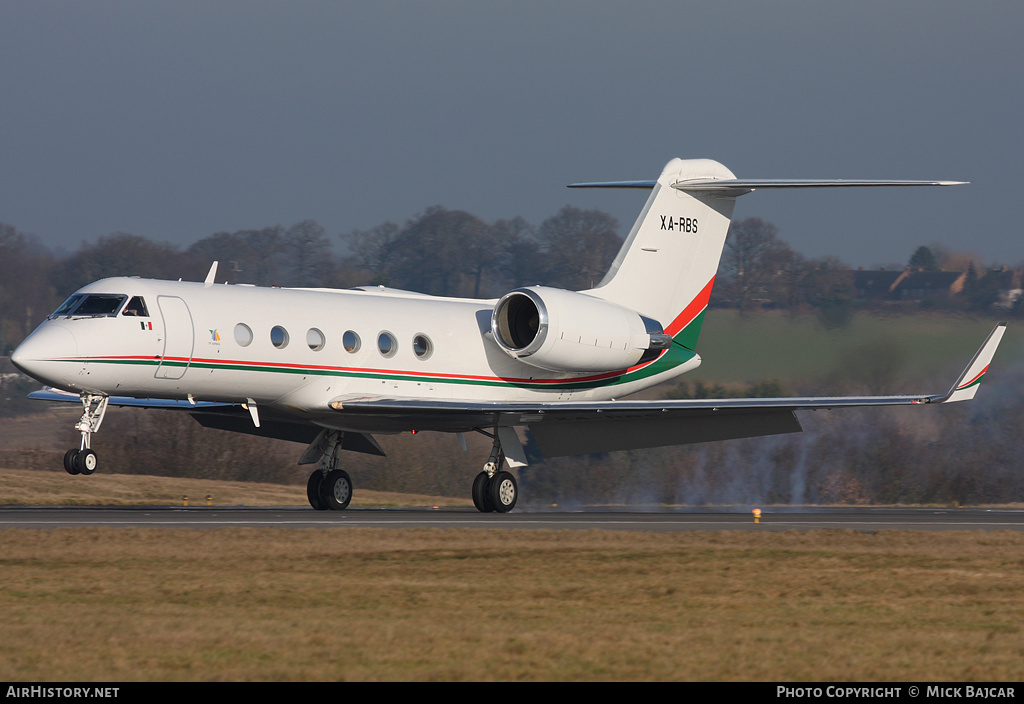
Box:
[752,508,761,524]
[206,495,212,506]
[182,495,189,507]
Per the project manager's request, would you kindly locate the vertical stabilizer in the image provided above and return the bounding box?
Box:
[584,158,738,350]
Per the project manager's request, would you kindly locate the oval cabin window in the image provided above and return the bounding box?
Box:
[343,330,360,353]
[413,334,432,359]
[377,332,397,358]
[306,328,326,351]
[234,323,253,347]
[271,326,290,349]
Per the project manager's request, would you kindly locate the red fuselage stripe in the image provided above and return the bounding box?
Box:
[664,277,715,337]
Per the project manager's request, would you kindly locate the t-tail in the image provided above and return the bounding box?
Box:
[580,158,737,351]
[576,158,966,352]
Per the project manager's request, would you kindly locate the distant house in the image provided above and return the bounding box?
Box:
[988,267,1022,309]
[853,266,1023,309]
[853,268,963,302]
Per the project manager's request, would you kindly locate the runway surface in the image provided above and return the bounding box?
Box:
[1,506,1023,531]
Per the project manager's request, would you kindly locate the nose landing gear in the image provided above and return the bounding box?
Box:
[63,394,108,476]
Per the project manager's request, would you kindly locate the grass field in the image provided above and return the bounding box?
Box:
[685,310,1019,386]
[0,467,470,508]
[1,526,1022,681]
[1,470,1023,682]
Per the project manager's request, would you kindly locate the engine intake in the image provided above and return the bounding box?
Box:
[490,287,669,373]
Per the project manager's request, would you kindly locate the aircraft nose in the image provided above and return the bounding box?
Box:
[11,324,78,384]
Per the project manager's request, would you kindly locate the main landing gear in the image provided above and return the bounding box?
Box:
[303,428,520,513]
[471,432,518,513]
[63,394,108,476]
[306,430,354,511]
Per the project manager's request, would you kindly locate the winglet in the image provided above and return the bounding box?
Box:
[936,323,1007,403]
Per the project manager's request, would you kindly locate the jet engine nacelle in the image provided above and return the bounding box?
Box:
[490,286,671,373]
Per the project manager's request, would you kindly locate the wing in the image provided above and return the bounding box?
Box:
[25,388,384,454]
[328,323,1006,457]
[28,388,238,410]
[26,324,1004,459]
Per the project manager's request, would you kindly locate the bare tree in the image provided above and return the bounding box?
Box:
[54,233,197,295]
[536,206,621,291]
[283,220,333,287]
[0,224,58,352]
[719,218,796,312]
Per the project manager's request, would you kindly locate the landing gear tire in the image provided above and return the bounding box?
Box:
[488,471,517,513]
[307,470,328,511]
[472,471,494,513]
[63,449,80,476]
[74,449,98,476]
[322,469,353,511]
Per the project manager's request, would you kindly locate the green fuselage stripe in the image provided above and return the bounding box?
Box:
[53,311,703,392]
[54,341,696,392]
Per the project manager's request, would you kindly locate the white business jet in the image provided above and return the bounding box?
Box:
[11,158,1004,512]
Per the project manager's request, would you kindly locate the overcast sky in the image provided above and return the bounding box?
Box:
[2,1,1021,268]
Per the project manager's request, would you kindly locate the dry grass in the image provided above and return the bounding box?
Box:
[1,466,1022,681]
[0,467,471,508]
[0,527,1022,681]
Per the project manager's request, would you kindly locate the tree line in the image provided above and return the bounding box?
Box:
[0,206,624,353]
[1,208,1018,352]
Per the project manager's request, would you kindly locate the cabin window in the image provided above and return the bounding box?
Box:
[306,328,326,351]
[71,294,127,317]
[377,331,397,358]
[271,325,290,349]
[413,334,433,360]
[121,296,149,317]
[234,323,253,347]
[343,330,360,353]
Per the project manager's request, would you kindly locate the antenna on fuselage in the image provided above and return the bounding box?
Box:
[204,261,219,287]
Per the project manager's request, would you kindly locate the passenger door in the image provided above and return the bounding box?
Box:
[155,296,194,379]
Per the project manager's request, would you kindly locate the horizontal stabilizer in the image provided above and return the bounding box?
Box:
[568,180,658,189]
[570,177,967,196]
[671,178,968,196]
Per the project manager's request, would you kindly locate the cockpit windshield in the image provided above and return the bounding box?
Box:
[49,294,127,318]
[51,294,85,317]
